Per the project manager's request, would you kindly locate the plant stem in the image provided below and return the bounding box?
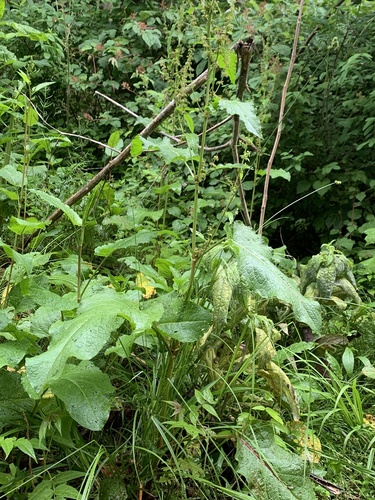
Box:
[258,0,305,235]
[186,5,214,300]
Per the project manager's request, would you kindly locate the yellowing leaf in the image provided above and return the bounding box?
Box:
[42,388,55,399]
[364,414,375,430]
[289,422,322,463]
[136,272,156,299]
[1,285,12,304]
[258,361,300,421]
[6,365,26,374]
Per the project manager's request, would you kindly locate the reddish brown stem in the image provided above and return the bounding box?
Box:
[258,0,305,234]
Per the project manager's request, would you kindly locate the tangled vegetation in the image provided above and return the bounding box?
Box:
[0,0,375,498]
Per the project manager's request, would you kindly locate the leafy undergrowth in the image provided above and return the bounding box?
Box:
[0,0,375,499]
[1,218,374,499]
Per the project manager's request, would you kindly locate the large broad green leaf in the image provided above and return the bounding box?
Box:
[0,242,51,277]
[30,306,61,338]
[24,279,78,311]
[9,216,46,235]
[50,361,114,431]
[0,340,30,369]
[0,165,24,187]
[365,228,375,245]
[236,426,316,500]
[0,372,34,429]
[218,98,262,138]
[156,293,212,342]
[24,289,163,395]
[28,189,82,226]
[0,308,14,330]
[233,222,321,332]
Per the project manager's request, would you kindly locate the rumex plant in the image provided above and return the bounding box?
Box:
[0,1,374,499]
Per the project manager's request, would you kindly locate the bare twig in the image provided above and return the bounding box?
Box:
[204,140,231,152]
[173,115,232,146]
[258,0,305,234]
[205,115,232,135]
[28,100,121,154]
[95,90,182,143]
[95,90,139,118]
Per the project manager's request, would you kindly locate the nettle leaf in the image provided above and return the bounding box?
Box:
[24,106,38,126]
[184,113,195,133]
[236,426,316,499]
[29,189,82,226]
[131,135,143,157]
[0,21,53,42]
[50,361,114,431]
[24,289,163,395]
[258,169,291,181]
[32,81,55,93]
[0,187,18,200]
[233,222,321,332]
[156,293,212,342]
[218,98,262,138]
[105,130,123,157]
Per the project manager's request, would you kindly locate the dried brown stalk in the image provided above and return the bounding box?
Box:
[258,0,305,235]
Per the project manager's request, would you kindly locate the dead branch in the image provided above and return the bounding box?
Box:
[95,90,181,143]
[29,101,121,154]
[41,69,209,228]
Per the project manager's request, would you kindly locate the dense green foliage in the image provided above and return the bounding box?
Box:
[1,0,375,498]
